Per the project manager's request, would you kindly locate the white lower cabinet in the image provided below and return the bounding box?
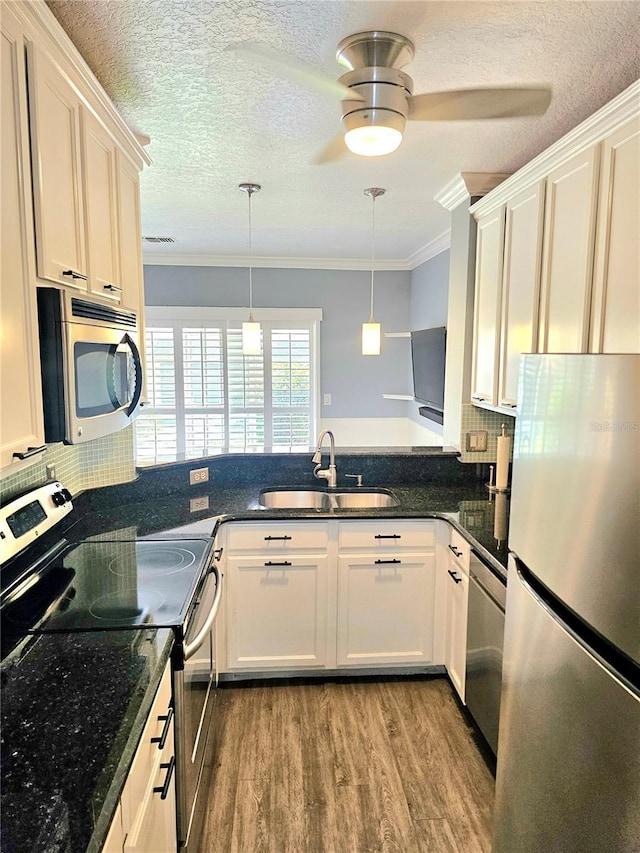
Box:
[336,552,435,666]
[443,531,471,703]
[103,662,176,853]
[226,554,329,670]
[221,518,442,674]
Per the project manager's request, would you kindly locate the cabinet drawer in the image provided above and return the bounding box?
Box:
[120,663,173,830]
[447,528,471,573]
[225,522,329,553]
[338,521,435,552]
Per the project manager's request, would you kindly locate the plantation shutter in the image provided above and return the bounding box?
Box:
[135,310,319,463]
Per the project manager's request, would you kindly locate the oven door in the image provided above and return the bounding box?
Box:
[63,320,142,443]
[174,564,222,850]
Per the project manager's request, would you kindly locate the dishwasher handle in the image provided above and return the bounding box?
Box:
[183,564,223,661]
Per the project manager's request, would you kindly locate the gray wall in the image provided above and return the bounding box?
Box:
[144,265,412,418]
[406,250,451,432]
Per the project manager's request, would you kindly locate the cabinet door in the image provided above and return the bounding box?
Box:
[538,145,600,353]
[121,664,176,853]
[499,181,546,409]
[27,43,87,287]
[227,555,329,670]
[445,558,469,703]
[590,117,640,354]
[337,553,435,667]
[117,151,144,314]
[1,11,44,468]
[81,108,121,301]
[471,207,506,405]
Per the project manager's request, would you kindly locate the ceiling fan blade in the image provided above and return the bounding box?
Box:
[313,134,348,165]
[227,42,363,102]
[409,87,552,121]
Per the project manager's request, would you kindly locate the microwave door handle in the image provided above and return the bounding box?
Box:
[125,334,144,416]
[183,565,223,661]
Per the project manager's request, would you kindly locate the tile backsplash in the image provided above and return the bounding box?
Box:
[0,426,136,504]
[458,404,515,463]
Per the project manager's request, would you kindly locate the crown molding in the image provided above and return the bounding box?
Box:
[406,230,451,269]
[12,0,151,168]
[434,172,512,211]
[471,79,640,217]
[142,253,412,271]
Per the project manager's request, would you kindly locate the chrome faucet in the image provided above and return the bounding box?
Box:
[312,430,337,488]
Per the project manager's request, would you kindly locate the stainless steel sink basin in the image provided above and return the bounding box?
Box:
[258,489,399,510]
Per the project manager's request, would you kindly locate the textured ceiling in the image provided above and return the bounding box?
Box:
[47,0,640,267]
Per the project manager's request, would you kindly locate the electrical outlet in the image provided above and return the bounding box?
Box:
[189,467,209,485]
[46,463,57,481]
[190,496,209,513]
[323,393,332,406]
[466,430,488,452]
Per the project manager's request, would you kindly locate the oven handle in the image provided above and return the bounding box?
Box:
[183,564,222,661]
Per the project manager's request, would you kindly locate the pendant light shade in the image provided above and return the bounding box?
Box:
[362,187,386,356]
[239,182,261,355]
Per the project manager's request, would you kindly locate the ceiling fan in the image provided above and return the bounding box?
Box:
[230,30,552,162]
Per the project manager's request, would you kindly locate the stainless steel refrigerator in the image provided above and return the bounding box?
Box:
[494,354,640,853]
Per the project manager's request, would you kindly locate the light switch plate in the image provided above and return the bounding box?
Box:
[466,430,488,452]
[323,393,331,406]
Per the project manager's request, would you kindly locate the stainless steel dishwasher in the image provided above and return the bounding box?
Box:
[465,552,506,755]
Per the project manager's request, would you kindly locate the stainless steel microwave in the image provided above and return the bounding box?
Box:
[37,288,143,444]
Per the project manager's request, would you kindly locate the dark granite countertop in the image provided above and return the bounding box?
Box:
[0,628,173,853]
[70,462,510,580]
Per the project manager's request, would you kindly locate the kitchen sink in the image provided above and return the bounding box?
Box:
[258,488,399,510]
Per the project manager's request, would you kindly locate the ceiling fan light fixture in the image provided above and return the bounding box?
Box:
[343,109,405,156]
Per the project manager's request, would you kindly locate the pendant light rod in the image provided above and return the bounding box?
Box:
[363,187,385,320]
[239,183,261,318]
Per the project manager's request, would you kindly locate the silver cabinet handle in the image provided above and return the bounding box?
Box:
[499,401,517,409]
[471,394,486,402]
[103,283,123,293]
[183,565,222,661]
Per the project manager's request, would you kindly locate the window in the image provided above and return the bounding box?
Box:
[135,307,321,463]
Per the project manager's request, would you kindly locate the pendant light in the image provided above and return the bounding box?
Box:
[362,187,385,355]
[239,182,261,355]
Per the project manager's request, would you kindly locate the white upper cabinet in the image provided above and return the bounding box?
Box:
[590,116,640,353]
[117,150,145,314]
[538,145,600,354]
[471,208,505,406]
[27,42,88,289]
[81,107,121,301]
[1,8,44,468]
[498,181,546,409]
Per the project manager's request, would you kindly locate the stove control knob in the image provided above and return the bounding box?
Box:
[61,489,72,503]
[52,491,65,506]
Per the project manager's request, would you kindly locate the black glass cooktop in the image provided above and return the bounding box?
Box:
[1,538,212,641]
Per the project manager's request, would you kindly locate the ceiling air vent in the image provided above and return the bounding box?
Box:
[142,236,176,243]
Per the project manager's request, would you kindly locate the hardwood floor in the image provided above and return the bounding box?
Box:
[200,676,495,853]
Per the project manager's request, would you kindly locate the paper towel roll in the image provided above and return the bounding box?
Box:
[496,427,511,491]
[494,492,508,542]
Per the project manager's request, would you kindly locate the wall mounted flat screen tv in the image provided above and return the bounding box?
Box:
[411,326,446,424]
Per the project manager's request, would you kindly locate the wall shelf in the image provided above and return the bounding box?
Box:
[384,332,411,338]
[383,394,415,401]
